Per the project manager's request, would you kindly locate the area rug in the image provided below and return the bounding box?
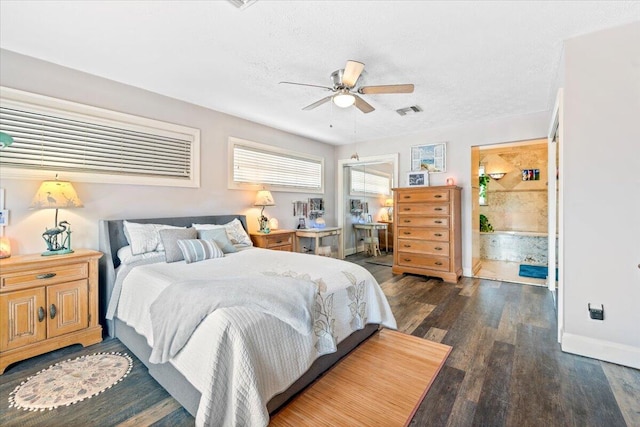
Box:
[519,264,558,280]
[270,329,451,426]
[365,254,394,267]
[8,352,132,411]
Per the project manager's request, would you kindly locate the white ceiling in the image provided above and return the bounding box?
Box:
[0,1,638,145]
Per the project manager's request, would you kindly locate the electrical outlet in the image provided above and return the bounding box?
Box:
[588,303,604,320]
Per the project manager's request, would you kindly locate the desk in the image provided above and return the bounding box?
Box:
[295,227,343,259]
[353,223,389,256]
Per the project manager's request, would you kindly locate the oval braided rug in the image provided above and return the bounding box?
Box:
[8,352,132,411]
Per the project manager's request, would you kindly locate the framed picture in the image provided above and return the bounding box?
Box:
[411,142,446,173]
[366,214,373,223]
[407,170,429,187]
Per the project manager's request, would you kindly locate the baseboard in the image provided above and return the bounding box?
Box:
[463,266,473,277]
[561,332,640,369]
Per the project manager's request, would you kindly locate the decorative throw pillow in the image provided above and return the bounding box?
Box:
[159,228,198,263]
[124,221,184,255]
[177,239,224,264]
[223,218,253,247]
[117,245,165,265]
[199,228,237,253]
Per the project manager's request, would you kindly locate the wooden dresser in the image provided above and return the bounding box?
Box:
[250,230,295,252]
[392,186,462,283]
[0,249,103,374]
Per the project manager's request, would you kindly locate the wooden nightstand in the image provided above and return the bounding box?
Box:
[250,230,295,252]
[0,249,103,374]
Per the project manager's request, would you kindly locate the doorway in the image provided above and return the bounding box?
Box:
[337,154,398,257]
[471,139,551,286]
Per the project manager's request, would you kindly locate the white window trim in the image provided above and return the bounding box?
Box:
[227,136,324,194]
[0,87,200,187]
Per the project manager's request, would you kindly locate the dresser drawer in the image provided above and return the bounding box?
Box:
[397,227,450,240]
[396,252,450,271]
[263,233,293,248]
[1,262,89,292]
[397,204,450,216]
[397,239,450,255]
[270,244,293,252]
[396,217,450,228]
[397,191,449,203]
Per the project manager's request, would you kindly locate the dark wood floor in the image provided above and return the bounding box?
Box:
[1,253,638,426]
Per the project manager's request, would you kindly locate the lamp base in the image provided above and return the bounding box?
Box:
[42,248,74,257]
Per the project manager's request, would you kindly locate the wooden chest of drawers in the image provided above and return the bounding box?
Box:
[0,249,103,374]
[250,230,295,252]
[392,186,462,283]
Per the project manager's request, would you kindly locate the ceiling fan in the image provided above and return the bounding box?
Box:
[279,60,414,114]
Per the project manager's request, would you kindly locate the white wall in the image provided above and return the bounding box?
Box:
[560,22,640,368]
[336,111,550,275]
[0,49,336,255]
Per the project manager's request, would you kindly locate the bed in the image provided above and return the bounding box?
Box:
[98,214,396,426]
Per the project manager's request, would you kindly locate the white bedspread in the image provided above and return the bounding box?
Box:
[114,248,396,427]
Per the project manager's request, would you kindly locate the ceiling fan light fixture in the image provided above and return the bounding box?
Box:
[333,91,355,108]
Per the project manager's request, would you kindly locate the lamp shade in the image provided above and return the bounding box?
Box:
[254,190,275,207]
[30,180,84,210]
[333,92,356,108]
[384,198,394,207]
[0,132,14,148]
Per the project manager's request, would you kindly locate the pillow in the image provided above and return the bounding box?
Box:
[224,218,253,247]
[117,245,165,265]
[123,221,184,255]
[159,228,198,263]
[177,239,224,264]
[193,219,252,247]
[199,228,237,253]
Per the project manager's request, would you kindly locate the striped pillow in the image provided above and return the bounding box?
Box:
[177,239,224,264]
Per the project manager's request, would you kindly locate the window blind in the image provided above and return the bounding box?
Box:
[350,169,391,196]
[230,138,323,193]
[0,87,200,187]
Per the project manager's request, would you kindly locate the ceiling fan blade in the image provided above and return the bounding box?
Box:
[303,95,333,111]
[353,95,375,113]
[279,81,333,91]
[342,60,365,88]
[359,84,415,94]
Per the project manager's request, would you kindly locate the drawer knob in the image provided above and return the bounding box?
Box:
[403,244,411,248]
[403,231,411,235]
[435,220,443,224]
[435,247,443,251]
[38,307,45,322]
[403,207,411,211]
[435,208,443,211]
[404,258,412,262]
[275,240,283,244]
[50,304,57,319]
[403,219,411,223]
[435,262,443,266]
[403,195,411,199]
[37,273,56,280]
[435,195,443,198]
[435,233,443,237]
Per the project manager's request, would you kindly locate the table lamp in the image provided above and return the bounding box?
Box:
[29,179,84,256]
[384,198,394,221]
[254,189,275,233]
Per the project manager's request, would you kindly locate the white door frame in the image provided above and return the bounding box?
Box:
[337,153,399,256]
[548,88,564,343]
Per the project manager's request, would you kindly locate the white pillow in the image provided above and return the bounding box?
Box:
[117,245,165,265]
[193,218,252,247]
[123,221,185,255]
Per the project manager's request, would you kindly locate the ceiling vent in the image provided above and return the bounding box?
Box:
[396,105,423,116]
[227,0,258,10]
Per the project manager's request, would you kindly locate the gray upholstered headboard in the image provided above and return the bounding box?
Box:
[98,214,247,336]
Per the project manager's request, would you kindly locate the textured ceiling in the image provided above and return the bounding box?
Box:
[0,1,638,145]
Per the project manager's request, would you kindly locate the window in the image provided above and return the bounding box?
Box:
[0,87,200,187]
[229,137,324,193]
[350,168,391,196]
[479,164,488,206]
